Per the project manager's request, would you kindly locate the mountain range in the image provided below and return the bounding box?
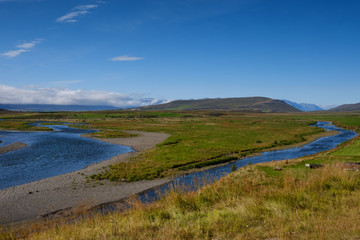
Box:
[139,97,301,112]
[1,98,359,113]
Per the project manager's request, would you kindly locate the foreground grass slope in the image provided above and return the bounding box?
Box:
[1,113,359,239]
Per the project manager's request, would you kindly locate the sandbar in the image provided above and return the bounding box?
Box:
[0,142,28,154]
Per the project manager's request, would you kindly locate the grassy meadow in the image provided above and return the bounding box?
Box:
[1,111,360,239]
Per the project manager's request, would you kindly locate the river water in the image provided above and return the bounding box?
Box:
[0,123,132,189]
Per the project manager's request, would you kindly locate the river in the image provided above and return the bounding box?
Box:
[0,123,132,189]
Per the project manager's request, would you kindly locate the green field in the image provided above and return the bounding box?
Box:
[0,120,52,131]
[333,140,360,156]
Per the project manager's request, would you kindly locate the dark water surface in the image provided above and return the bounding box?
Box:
[0,123,132,189]
[132,121,357,204]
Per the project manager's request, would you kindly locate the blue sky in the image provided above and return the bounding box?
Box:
[0,0,359,107]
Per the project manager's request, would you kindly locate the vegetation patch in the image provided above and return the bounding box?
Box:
[333,139,360,157]
[0,120,52,131]
[86,130,138,138]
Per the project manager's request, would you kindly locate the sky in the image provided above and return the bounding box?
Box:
[0,0,359,108]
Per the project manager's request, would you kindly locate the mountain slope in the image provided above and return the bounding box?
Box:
[140,97,301,112]
[328,102,360,112]
[283,100,323,112]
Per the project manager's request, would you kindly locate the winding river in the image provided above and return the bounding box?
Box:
[0,121,357,203]
[133,121,358,204]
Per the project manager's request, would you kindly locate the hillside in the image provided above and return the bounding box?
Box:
[140,97,301,112]
[283,100,323,111]
[328,102,360,112]
[0,108,13,114]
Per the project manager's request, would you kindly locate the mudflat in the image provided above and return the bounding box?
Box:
[0,131,170,225]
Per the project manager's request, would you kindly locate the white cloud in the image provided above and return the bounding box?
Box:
[65,19,78,23]
[2,49,28,58]
[110,55,144,61]
[16,39,42,49]
[2,39,42,58]
[56,4,98,23]
[73,4,98,11]
[0,84,166,108]
[56,11,88,23]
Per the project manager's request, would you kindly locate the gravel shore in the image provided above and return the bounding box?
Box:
[0,142,28,154]
[0,131,170,225]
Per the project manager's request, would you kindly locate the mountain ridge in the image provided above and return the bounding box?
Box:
[282,100,323,112]
[139,97,301,112]
[328,102,360,112]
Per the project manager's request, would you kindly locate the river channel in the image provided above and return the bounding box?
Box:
[0,121,357,201]
[0,123,132,189]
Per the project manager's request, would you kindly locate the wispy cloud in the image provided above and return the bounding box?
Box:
[16,39,42,49]
[73,4,98,11]
[0,84,166,108]
[2,49,28,58]
[56,4,99,23]
[1,39,42,58]
[110,55,144,61]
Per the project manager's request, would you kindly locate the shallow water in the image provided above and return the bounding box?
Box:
[135,121,358,203]
[0,123,132,189]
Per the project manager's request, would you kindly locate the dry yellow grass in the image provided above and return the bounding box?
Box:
[3,156,360,240]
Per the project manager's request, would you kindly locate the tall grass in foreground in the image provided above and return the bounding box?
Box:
[3,159,360,240]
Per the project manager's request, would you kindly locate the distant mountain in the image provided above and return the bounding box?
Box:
[283,100,323,112]
[0,104,120,112]
[139,97,301,112]
[328,102,360,112]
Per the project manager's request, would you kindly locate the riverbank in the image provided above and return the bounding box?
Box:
[0,131,170,225]
[0,142,28,154]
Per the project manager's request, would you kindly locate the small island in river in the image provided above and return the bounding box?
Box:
[0,142,28,154]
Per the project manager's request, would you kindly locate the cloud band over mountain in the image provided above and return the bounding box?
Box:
[0,84,166,108]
